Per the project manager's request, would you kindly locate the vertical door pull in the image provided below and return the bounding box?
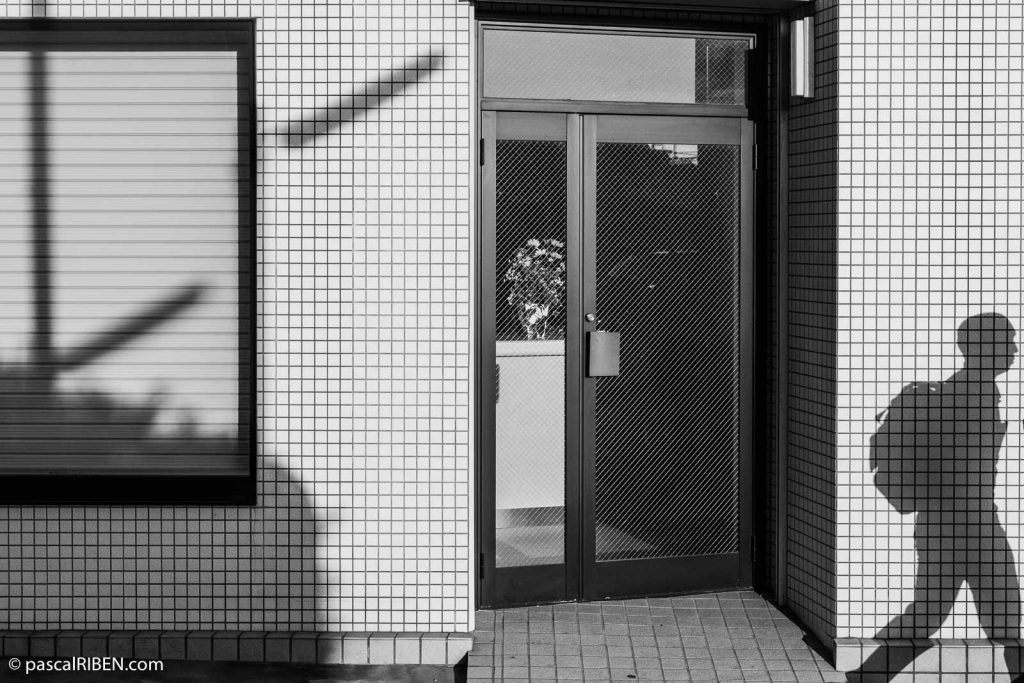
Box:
[587,331,620,377]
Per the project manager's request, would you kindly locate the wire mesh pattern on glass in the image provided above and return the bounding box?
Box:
[483,29,749,106]
[695,38,748,105]
[493,138,567,568]
[495,140,568,341]
[594,142,740,562]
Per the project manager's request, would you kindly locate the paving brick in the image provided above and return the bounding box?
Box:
[342,632,370,664]
[469,594,852,683]
[263,633,291,663]
[238,632,265,663]
[394,632,420,664]
[290,633,317,664]
[107,632,134,659]
[184,632,212,662]
[212,631,240,662]
[133,631,160,660]
[29,631,58,658]
[81,632,111,658]
[368,632,395,665]
[159,632,187,661]
[55,631,85,658]
[420,633,449,666]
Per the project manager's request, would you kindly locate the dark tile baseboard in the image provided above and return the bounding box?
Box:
[0,631,472,666]
[835,637,1022,677]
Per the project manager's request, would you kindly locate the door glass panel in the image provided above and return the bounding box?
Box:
[494,137,567,567]
[483,28,749,105]
[593,141,741,562]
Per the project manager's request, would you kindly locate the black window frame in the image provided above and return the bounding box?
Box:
[0,19,257,505]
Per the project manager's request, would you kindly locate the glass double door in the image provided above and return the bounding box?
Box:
[479,111,754,607]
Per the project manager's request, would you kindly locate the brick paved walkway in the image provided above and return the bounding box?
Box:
[466,591,847,682]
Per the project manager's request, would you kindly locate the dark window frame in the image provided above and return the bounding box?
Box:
[0,19,257,505]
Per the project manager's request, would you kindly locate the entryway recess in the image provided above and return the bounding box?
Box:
[478,23,757,608]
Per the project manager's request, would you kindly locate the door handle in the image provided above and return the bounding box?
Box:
[587,331,620,377]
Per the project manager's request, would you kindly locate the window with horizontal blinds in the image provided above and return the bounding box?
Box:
[0,21,254,502]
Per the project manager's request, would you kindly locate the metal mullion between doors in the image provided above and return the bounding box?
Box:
[579,115,600,600]
[565,113,584,602]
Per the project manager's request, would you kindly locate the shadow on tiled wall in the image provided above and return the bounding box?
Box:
[853,313,1023,681]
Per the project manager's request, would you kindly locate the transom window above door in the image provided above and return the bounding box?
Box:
[480,25,752,106]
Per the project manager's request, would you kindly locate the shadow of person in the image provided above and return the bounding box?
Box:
[852,313,1022,681]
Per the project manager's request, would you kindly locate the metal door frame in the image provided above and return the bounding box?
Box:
[475,19,767,609]
[579,114,755,600]
[478,111,582,607]
[479,110,755,607]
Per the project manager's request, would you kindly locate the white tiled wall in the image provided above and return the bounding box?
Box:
[835,0,1024,642]
[0,0,473,633]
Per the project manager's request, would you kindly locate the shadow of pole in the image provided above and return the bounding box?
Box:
[28,46,53,388]
[4,2,339,639]
[15,29,214,458]
[56,283,206,372]
[6,11,366,632]
[276,48,445,147]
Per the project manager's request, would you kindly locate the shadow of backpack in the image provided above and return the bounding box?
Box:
[869,381,942,514]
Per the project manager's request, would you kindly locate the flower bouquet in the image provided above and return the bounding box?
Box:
[504,238,566,340]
